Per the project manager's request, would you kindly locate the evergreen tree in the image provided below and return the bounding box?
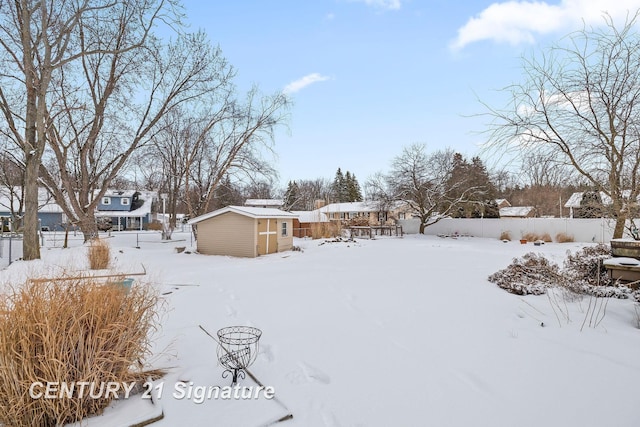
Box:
[282,180,302,210]
[332,168,347,202]
[345,172,363,202]
[213,175,244,210]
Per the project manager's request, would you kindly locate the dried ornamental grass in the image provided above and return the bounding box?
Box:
[88,239,111,270]
[555,232,575,243]
[0,277,161,427]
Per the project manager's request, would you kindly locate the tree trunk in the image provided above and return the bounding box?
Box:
[78,215,99,242]
[613,213,626,239]
[22,156,41,260]
[419,221,426,234]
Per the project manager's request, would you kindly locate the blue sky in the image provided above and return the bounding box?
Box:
[180,0,640,187]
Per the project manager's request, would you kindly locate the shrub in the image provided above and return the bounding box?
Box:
[499,230,511,241]
[563,244,612,288]
[521,232,540,242]
[487,253,563,295]
[0,277,161,426]
[147,220,163,231]
[540,232,553,243]
[555,232,575,243]
[88,239,111,270]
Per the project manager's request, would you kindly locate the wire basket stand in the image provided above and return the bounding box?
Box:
[216,326,262,385]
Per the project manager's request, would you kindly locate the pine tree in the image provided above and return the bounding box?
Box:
[332,168,346,202]
[283,180,301,211]
[345,172,363,202]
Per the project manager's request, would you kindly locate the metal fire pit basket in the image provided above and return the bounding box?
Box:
[216,326,262,385]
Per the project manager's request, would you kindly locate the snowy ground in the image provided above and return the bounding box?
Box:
[2,231,640,427]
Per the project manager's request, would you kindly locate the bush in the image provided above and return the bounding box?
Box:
[521,232,540,242]
[0,277,161,426]
[555,232,575,243]
[499,230,511,241]
[88,239,111,270]
[147,220,163,231]
[563,244,612,288]
[540,232,553,242]
[487,253,562,295]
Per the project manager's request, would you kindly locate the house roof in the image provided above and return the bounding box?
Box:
[188,205,297,225]
[291,210,328,223]
[101,189,138,198]
[317,201,406,214]
[0,187,64,214]
[244,199,284,207]
[495,198,511,207]
[564,191,613,208]
[94,191,153,218]
[499,206,535,217]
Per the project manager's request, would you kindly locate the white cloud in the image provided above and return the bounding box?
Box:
[283,73,331,94]
[349,0,402,11]
[450,0,640,51]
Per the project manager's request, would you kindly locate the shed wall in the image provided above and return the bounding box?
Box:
[196,212,256,257]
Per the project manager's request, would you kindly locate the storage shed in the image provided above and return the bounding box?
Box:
[187,206,297,257]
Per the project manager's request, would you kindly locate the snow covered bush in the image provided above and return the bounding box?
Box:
[489,244,640,302]
[0,276,161,426]
[563,244,611,286]
[487,253,563,295]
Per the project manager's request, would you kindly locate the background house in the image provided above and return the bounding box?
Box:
[244,199,284,209]
[498,206,536,218]
[0,187,65,231]
[316,201,409,226]
[188,206,296,257]
[94,190,153,230]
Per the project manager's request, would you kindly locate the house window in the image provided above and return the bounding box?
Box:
[398,212,406,220]
[281,221,288,237]
[121,198,130,206]
[102,197,111,205]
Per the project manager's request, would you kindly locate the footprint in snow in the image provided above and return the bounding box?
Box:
[286,362,331,385]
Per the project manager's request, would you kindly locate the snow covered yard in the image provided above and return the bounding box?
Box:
[2,232,640,427]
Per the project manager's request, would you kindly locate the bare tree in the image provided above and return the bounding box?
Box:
[0,0,172,256]
[484,12,640,238]
[368,144,477,233]
[181,88,288,219]
[36,29,227,242]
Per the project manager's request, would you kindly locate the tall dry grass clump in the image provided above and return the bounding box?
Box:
[88,239,111,270]
[499,231,511,241]
[521,232,540,242]
[0,277,161,427]
[555,232,575,243]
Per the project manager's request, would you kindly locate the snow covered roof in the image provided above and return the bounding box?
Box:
[100,189,138,198]
[317,201,405,214]
[188,205,297,225]
[0,187,64,214]
[244,199,284,207]
[499,206,535,217]
[94,192,153,218]
[495,198,511,208]
[291,210,328,223]
[564,191,611,208]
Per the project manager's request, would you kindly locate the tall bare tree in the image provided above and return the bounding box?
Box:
[0,0,170,256]
[484,12,640,238]
[368,144,477,233]
[181,88,288,219]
